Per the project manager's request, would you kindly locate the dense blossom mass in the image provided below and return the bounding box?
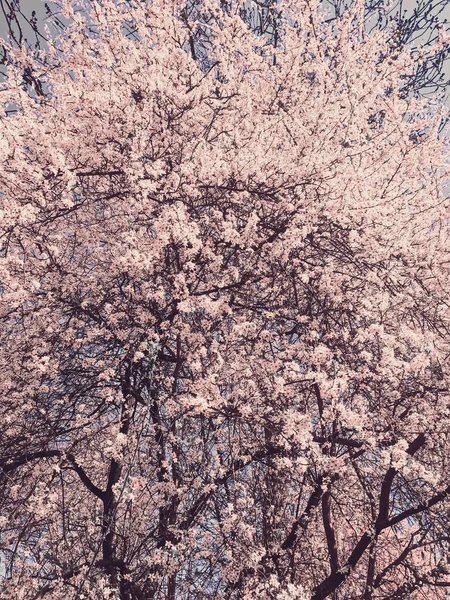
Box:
[1,0,450,598]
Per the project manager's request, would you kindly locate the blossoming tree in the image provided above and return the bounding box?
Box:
[1,1,450,599]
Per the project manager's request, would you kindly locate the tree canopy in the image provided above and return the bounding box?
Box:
[1,1,450,599]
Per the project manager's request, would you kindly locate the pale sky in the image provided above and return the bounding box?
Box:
[1,0,449,103]
[2,0,450,43]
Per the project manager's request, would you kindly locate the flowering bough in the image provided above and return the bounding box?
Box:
[1,1,450,599]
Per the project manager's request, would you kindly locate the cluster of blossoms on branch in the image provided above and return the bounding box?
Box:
[1,0,450,598]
